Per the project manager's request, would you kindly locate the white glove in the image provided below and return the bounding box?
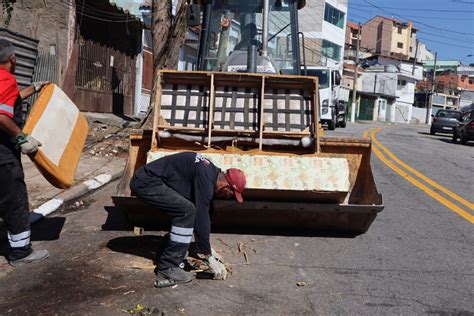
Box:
[211,247,224,263]
[16,134,42,154]
[33,81,50,92]
[207,255,227,280]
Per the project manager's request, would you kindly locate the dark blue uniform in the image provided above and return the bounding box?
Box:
[130,152,220,269]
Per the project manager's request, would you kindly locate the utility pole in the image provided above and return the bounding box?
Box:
[411,39,419,75]
[426,52,437,125]
[350,23,361,123]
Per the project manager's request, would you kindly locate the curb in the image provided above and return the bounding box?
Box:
[29,169,124,224]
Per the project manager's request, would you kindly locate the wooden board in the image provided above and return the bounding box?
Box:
[22,84,89,188]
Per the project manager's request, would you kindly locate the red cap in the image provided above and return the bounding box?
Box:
[224,168,246,203]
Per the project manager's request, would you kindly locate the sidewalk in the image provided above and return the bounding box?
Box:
[24,151,126,211]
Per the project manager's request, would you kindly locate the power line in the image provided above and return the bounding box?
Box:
[417,37,474,49]
[348,12,474,45]
[362,0,474,36]
[349,5,474,21]
[60,0,142,23]
[350,3,474,13]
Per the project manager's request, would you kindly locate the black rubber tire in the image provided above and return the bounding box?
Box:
[452,133,458,143]
[460,131,468,145]
[328,120,336,130]
[430,128,435,135]
[339,119,347,128]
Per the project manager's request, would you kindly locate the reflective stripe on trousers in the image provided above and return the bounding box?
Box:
[8,230,31,248]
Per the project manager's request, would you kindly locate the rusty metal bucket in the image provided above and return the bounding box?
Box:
[113,71,383,236]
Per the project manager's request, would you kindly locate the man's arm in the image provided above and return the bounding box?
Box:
[19,85,35,100]
[0,113,22,137]
[193,166,216,256]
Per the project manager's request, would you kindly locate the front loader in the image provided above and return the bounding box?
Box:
[113,0,383,235]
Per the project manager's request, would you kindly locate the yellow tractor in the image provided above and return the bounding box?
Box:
[113,0,383,235]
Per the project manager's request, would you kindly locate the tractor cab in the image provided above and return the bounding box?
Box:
[193,0,304,75]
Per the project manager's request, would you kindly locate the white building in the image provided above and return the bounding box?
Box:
[299,0,348,68]
[358,55,423,123]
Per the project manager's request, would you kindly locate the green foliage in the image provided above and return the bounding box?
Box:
[2,0,17,26]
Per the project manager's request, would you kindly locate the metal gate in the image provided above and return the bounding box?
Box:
[74,39,135,115]
[359,97,375,121]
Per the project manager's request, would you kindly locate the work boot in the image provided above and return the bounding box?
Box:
[9,249,49,267]
[156,266,192,283]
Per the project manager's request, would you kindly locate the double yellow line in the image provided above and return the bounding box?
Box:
[364,127,474,224]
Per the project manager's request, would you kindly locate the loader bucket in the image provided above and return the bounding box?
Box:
[113,71,383,236]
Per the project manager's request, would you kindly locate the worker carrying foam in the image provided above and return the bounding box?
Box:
[0,39,49,266]
[130,152,246,285]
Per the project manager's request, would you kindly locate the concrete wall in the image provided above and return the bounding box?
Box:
[375,56,423,80]
[411,106,427,123]
[396,77,417,105]
[361,16,392,55]
[1,0,73,85]
[359,72,397,97]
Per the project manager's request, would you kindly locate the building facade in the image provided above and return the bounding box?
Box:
[360,16,417,60]
[358,55,423,123]
[299,0,348,68]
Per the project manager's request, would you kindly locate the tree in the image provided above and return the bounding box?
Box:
[141,0,189,127]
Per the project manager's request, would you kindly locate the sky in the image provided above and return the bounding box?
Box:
[346,0,474,64]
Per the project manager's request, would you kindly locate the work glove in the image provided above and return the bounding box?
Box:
[15,134,42,154]
[207,255,227,280]
[33,81,50,92]
[211,247,224,263]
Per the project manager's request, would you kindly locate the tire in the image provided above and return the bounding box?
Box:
[452,132,458,143]
[430,127,435,135]
[339,118,347,128]
[328,120,336,130]
[460,131,468,145]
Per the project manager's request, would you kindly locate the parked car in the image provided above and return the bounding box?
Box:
[452,108,474,144]
[430,110,462,135]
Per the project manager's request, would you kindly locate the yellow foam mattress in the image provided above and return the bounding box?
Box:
[23,84,89,189]
[147,151,350,193]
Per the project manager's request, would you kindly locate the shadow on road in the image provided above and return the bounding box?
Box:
[107,235,165,262]
[0,217,65,258]
[438,138,474,146]
[31,217,66,241]
[102,206,132,231]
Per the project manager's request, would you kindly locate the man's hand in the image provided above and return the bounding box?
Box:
[207,255,227,280]
[33,81,50,92]
[15,134,41,154]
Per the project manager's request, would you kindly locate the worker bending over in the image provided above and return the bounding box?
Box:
[130,152,246,284]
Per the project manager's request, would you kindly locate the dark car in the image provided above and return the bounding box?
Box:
[430,110,462,135]
[452,109,474,144]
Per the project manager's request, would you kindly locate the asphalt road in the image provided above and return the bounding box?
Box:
[0,122,473,315]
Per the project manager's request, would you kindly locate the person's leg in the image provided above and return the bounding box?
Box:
[131,176,196,281]
[0,160,48,265]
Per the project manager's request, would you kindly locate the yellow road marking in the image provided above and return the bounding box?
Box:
[372,131,474,211]
[366,128,474,224]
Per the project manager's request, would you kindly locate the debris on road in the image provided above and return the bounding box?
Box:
[296,282,307,287]
[134,227,144,236]
[124,303,164,315]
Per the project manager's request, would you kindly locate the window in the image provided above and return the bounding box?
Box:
[397,42,403,49]
[397,79,407,86]
[397,26,403,34]
[324,3,345,28]
[409,46,413,52]
[321,40,342,61]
